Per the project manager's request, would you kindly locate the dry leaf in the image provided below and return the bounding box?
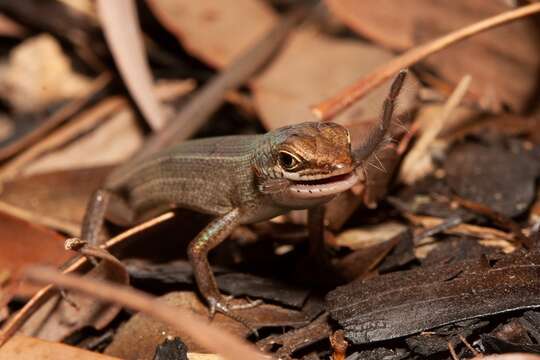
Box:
[325,0,540,112]
[97,0,165,130]
[146,0,277,68]
[332,222,407,250]
[22,107,144,176]
[0,211,71,296]
[0,34,92,112]
[0,166,111,235]
[0,335,121,360]
[253,28,417,130]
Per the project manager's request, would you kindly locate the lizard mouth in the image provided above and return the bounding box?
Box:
[287,171,358,199]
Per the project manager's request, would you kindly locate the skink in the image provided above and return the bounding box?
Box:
[81,70,407,318]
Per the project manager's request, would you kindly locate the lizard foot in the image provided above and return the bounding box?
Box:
[207,296,263,336]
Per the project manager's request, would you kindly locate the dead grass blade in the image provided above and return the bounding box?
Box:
[97,0,164,130]
[21,266,268,360]
[312,2,540,121]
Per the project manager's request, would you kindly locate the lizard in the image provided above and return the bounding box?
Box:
[80,70,407,320]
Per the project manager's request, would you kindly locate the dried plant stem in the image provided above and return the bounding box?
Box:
[399,75,471,184]
[0,212,174,347]
[21,266,267,360]
[312,2,540,121]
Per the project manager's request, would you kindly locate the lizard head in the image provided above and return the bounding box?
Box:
[255,121,358,208]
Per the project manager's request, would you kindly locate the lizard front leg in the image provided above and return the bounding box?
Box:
[187,208,261,317]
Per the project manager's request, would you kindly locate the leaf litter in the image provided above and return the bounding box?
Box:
[0,1,539,360]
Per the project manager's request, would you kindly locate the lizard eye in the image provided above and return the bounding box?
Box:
[278,151,301,171]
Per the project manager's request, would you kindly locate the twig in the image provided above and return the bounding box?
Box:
[399,74,471,184]
[0,212,174,347]
[330,330,348,360]
[458,334,480,356]
[21,266,267,360]
[312,3,540,121]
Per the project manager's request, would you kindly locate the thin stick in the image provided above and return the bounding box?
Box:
[312,3,540,121]
[21,266,267,360]
[458,334,479,356]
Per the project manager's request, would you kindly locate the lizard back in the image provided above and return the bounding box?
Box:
[105,135,262,221]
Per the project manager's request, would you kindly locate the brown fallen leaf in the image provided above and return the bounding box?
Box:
[253,27,417,130]
[0,211,71,296]
[0,34,92,113]
[146,0,277,68]
[0,166,111,236]
[0,335,121,360]
[325,0,540,112]
[331,221,407,250]
[23,106,144,176]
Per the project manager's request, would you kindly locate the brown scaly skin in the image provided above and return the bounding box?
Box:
[80,70,407,327]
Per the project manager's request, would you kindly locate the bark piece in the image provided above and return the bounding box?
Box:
[326,250,540,344]
[445,142,538,218]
